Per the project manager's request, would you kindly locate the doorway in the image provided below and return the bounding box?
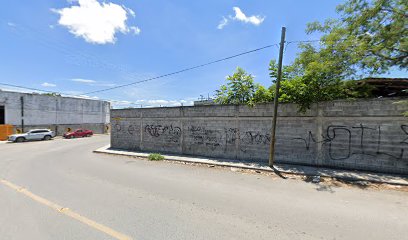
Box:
[0,106,5,124]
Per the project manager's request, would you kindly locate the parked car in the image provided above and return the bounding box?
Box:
[8,129,55,143]
[63,129,93,139]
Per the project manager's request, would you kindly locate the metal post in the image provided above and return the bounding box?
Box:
[20,96,24,132]
[269,27,286,167]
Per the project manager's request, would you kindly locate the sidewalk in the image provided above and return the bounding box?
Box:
[94,145,408,186]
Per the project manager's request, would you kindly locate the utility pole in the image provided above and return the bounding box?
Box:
[269,27,286,167]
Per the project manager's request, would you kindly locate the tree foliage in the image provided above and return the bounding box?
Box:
[253,84,273,103]
[307,0,407,75]
[214,0,406,111]
[41,92,61,97]
[214,67,256,105]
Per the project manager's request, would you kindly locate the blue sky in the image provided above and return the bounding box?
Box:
[0,0,405,107]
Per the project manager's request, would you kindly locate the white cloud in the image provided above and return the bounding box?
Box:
[218,7,265,29]
[71,78,96,83]
[232,7,265,25]
[129,26,141,35]
[7,22,16,27]
[41,82,57,87]
[52,0,140,44]
[71,78,116,87]
[123,6,135,17]
[217,17,229,30]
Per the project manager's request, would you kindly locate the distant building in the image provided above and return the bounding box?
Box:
[193,94,215,106]
[0,90,110,135]
[193,99,215,106]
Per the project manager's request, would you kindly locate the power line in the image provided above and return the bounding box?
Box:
[286,38,380,46]
[82,44,278,95]
[5,21,278,95]
[83,39,386,95]
[0,43,279,104]
[0,82,58,94]
[0,82,136,105]
[287,39,323,44]
[0,82,196,108]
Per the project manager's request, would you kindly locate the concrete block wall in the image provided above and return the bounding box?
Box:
[111,98,408,175]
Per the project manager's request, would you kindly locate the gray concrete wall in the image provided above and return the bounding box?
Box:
[0,90,110,134]
[110,98,408,175]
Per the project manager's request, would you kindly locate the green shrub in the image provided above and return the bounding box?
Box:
[148,153,165,161]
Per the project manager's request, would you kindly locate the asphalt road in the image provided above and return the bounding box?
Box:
[0,135,407,240]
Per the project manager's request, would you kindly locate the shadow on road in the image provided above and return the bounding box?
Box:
[270,166,288,179]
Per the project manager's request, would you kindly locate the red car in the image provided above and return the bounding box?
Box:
[63,129,93,139]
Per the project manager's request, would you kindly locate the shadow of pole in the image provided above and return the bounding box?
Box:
[270,166,288,179]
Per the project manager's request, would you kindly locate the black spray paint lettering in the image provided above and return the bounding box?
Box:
[145,124,181,143]
[225,128,239,145]
[401,125,408,145]
[127,125,136,135]
[145,125,168,137]
[241,131,271,145]
[114,124,122,132]
[293,124,407,161]
[326,125,352,160]
[189,126,222,150]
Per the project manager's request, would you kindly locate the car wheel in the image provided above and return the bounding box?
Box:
[44,135,51,141]
[15,137,25,143]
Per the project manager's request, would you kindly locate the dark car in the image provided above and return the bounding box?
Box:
[63,129,93,139]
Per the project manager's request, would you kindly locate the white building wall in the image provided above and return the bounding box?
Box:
[0,90,110,126]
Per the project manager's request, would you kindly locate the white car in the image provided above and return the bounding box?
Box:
[8,129,55,143]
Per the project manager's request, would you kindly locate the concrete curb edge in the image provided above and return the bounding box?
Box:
[93,145,408,187]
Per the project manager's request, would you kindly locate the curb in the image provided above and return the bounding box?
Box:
[93,146,408,187]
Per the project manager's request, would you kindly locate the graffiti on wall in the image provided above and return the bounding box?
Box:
[114,123,139,136]
[293,124,408,161]
[241,131,271,145]
[145,124,181,143]
[188,126,222,150]
[187,126,270,152]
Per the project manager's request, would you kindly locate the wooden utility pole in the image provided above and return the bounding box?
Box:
[269,27,286,167]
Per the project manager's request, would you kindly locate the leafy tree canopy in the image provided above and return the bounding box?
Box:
[214,0,406,112]
[214,67,256,105]
[307,0,407,76]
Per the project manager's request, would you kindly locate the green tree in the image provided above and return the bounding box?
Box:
[268,0,406,111]
[41,92,61,97]
[268,57,346,111]
[253,84,273,103]
[214,67,256,105]
[269,59,302,83]
[307,0,407,75]
[215,0,406,111]
[341,80,374,98]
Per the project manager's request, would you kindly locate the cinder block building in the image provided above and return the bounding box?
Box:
[0,90,110,135]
